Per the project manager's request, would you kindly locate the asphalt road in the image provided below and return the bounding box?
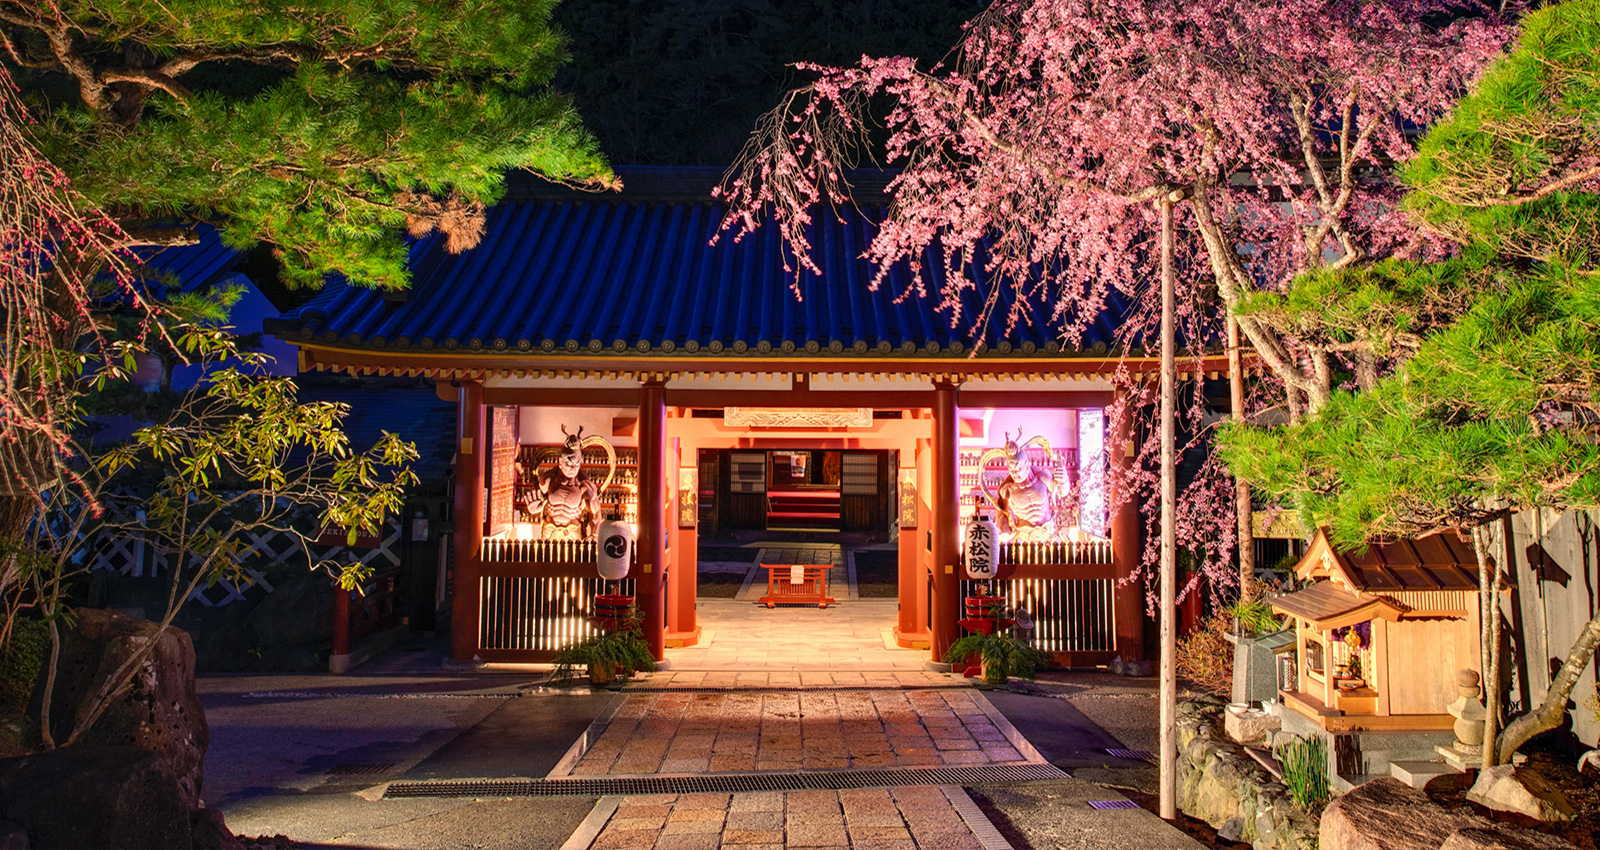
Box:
[200,674,611,848]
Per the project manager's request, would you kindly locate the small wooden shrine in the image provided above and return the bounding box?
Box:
[1270,529,1484,731]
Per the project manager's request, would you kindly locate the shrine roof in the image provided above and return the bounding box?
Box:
[265,167,1139,362]
[1269,582,1406,631]
[1295,528,1480,593]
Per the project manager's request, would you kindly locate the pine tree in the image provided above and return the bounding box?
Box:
[1221,0,1600,765]
[0,0,613,289]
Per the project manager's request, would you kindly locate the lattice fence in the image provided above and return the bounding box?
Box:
[82,496,402,608]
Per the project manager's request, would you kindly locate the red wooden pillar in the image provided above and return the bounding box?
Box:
[930,381,961,662]
[1110,385,1145,662]
[638,380,668,661]
[450,381,485,661]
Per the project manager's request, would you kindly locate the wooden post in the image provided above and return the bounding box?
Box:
[1158,196,1179,821]
[638,380,668,661]
[1109,385,1144,662]
[449,380,484,661]
[668,451,700,645]
[1229,317,1256,601]
[931,381,961,662]
[896,454,926,645]
[329,583,351,674]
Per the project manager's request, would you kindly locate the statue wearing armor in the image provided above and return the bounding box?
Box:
[985,432,1072,536]
[527,428,604,538]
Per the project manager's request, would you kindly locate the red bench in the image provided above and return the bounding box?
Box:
[758,564,836,608]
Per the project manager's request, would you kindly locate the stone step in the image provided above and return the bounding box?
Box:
[1389,760,1460,789]
[1332,773,1384,794]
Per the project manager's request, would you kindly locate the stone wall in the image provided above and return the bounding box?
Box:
[1176,700,1320,850]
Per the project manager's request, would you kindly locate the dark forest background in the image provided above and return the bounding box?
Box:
[553,0,983,166]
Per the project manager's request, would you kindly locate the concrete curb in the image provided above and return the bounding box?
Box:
[546,693,627,778]
[558,795,621,850]
[972,689,1051,766]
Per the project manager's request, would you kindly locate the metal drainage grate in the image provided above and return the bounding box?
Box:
[618,685,964,694]
[385,762,1069,799]
[1104,748,1154,761]
[326,762,397,776]
[1087,799,1142,810]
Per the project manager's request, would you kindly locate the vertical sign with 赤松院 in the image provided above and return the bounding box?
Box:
[486,406,519,536]
[964,512,999,579]
[678,467,698,527]
[898,468,918,528]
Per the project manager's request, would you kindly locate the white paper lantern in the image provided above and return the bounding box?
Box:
[964,514,999,580]
[596,519,635,581]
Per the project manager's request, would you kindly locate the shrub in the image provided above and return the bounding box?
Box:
[1275,735,1330,812]
[0,618,48,714]
[552,627,657,685]
[1227,597,1286,638]
[944,629,1049,684]
[1176,612,1233,699]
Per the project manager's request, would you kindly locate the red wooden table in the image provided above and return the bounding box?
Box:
[758,564,836,608]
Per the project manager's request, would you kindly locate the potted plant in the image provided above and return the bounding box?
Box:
[552,621,657,687]
[944,625,1049,686]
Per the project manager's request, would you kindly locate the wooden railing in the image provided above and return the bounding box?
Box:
[480,537,597,564]
[350,568,403,641]
[998,539,1112,566]
[959,576,1116,654]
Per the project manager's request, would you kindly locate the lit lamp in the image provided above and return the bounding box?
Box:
[964,510,999,581]
[596,519,635,581]
[514,522,535,541]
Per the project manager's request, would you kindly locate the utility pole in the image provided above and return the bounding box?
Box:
[1229,316,1255,601]
[1158,196,1178,821]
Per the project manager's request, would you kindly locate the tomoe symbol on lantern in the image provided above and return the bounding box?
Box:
[604,535,628,559]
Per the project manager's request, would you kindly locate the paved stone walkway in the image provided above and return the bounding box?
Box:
[586,787,988,850]
[626,671,962,690]
[571,690,1027,775]
[667,599,924,671]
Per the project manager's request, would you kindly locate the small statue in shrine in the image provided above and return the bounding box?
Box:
[980,431,1072,536]
[527,426,614,539]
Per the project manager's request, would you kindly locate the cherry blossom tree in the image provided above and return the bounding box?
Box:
[717,0,1506,601]
[0,64,151,619]
[717,0,1508,815]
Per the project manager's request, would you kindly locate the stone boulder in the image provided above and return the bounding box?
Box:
[0,744,191,849]
[1440,826,1576,850]
[1174,700,1318,850]
[0,714,36,759]
[36,609,208,808]
[1466,765,1576,822]
[0,820,25,850]
[1320,778,1494,850]
[190,807,246,850]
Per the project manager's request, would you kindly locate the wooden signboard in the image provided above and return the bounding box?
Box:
[486,406,519,536]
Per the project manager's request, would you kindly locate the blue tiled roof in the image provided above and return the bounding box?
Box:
[267,168,1131,359]
[135,223,241,293]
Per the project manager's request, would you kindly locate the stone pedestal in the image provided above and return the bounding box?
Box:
[1229,629,1295,705]
[1225,704,1281,744]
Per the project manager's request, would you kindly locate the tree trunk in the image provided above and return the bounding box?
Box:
[1228,317,1255,601]
[1497,604,1600,762]
[1158,196,1179,821]
[1473,525,1501,769]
